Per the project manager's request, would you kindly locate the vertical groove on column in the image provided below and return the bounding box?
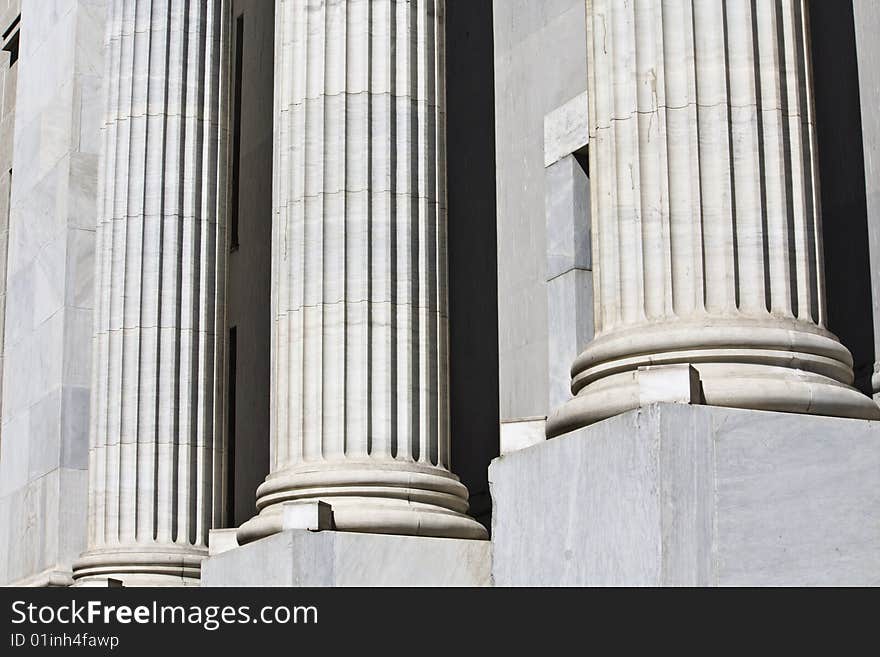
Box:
[77,0,226,584]
[322,0,343,460]
[726,0,765,314]
[140,0,171,543]
[345,0,369,460]
[90,0,123,550]
[370,0,393,461]
[120,0,149,546]
[662,0,704,317]
[635,0,673,321]
[435,0,448,469]
[755,0,792,317]
[612,0,644,326]
[693,0,736,314]
[788,0,822,326]
[394,0,412,462]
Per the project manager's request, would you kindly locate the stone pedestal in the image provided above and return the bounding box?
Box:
[492,403,880,586]
[202,530,491,587]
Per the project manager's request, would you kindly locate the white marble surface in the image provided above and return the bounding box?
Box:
[544,153,592,411]
[493,0,588,422]
[493,403,880,586]
[203,529,492,587]
[499,417,546,456]
[207,529,239,557]
[637,365,701,406]
[543,91,588,168]
[0,0,99,587]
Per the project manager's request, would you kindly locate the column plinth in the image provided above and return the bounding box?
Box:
[73,0,227,586]
[237,0,486,544]
[548,0,880,438]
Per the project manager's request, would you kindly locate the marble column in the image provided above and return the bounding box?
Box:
[548,0,880,437]
[237,0,486,544]
[73,0,227,585]
[853,1,880,399]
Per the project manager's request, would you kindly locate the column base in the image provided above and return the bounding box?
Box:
[71,545,206,587]
[547,319,880,437]
[237,461,488,545]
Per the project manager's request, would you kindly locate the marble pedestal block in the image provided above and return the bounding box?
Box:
[201,530,491,587]
[491,403,880,586]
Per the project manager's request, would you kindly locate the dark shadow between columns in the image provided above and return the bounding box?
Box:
[226,0,274,527]
[446,0,501,532]
[809,0,875,394]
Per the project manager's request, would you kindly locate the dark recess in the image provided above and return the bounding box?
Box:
[1,14,19,66]
[226,0,274,526]
[446,0,501,531]
[227,326,237,521]
[230,14,244,252]
[809,0,875,394]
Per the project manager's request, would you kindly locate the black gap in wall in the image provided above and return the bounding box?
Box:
[446,0,500,532]
[2,14,19,66]
[226,0,273,527]
[809,0,875,394]
[227,326,237,521]
[230,14,244,252]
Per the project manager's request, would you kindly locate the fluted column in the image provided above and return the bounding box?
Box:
[548,0,880,437]
[237,0,486,543]
[73,0,227,585]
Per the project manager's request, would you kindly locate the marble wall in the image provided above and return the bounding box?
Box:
[492,0,587,422]
[0,0,20,477]
[852,0,880,398]
[0,0,105,585]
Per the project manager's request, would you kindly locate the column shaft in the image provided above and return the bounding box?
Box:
[548,0,879,437]
[73,0,227,585]
[238,0,485,543]
[853,0,880,398]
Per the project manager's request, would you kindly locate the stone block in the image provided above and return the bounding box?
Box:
[637,365,702,406]
[28,388,62,479]
[545,154,590,281]
[544,91,589,167]
[490,403,880,586]
[208,529,239,557]
[493,0,587,421]
[202,530,492,587]
[500,416,546,455]
[61,385,90,469]
[281,500,333,531]
[547,268,593,410]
